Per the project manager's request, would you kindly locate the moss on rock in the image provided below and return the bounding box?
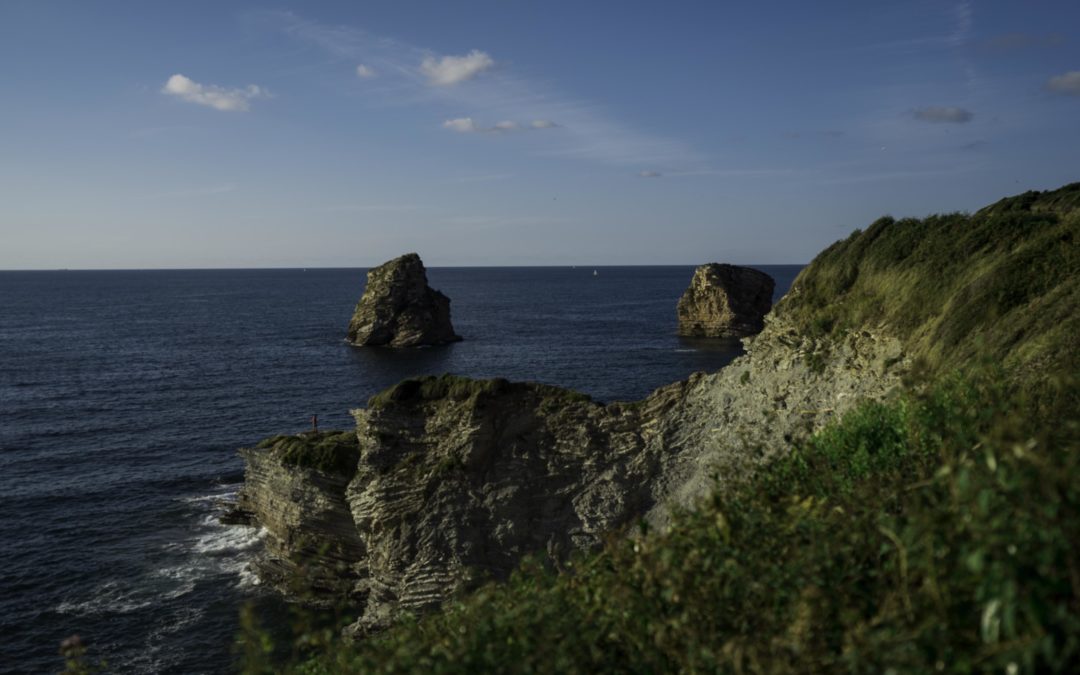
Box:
[256,431,360,477]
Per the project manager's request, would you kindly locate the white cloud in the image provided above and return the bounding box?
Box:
[355,64,377,78]
[494,120,519,131]
[420,50,494,86]
[258,12,703,167]
[911,106,974,123]
[1046,70,1080,95]
[161,74,267,112]
[443,117,478,133]
[638,170,662,178]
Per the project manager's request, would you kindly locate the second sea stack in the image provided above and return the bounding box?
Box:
[677,263,775,338]
[347,253,462,347]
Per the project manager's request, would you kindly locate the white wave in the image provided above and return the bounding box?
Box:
[236,564,263,589]
[178,483,242,504]
[55,580,154,615]
[192,524,265,555]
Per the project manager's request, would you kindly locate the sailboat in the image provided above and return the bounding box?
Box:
[592,269,598,277]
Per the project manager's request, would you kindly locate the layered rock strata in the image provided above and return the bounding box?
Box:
[347,253,461,347]
[231,432,365,602]
[237,313,907,635]
[677,263,775,337]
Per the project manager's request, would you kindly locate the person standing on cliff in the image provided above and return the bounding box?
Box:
[311,414,318,434]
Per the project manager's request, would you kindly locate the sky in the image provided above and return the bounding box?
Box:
[1,0,1078,269]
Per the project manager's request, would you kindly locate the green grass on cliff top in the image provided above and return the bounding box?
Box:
[776,183,1079,386]
[256,431,360,477]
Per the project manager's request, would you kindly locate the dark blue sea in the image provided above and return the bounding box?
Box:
[0,265,801,674]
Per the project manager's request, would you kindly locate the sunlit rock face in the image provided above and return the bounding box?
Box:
[677,263,775,338]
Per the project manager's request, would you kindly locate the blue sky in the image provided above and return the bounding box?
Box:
[1,0,1077,268]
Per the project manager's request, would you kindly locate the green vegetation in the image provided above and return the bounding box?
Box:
[777,183,1080,387]
[367,373,592,409]
[269,371,1078,674]
[257,432,360,477]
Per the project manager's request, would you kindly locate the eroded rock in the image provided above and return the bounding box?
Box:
[346,253,461,347]
[236,316,907,635]
[677,263,775,337]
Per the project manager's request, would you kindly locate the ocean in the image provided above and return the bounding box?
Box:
[0,265,801,674]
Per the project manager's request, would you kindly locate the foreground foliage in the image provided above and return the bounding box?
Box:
[241,370,1079,674]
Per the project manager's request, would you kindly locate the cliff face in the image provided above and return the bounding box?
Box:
[346,378,668,633]
[232,433,365,602]
[237,317,905,634]
[347,253,461,347]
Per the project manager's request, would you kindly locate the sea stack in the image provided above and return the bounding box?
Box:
[676,263,775,338]
[347,253,462,347]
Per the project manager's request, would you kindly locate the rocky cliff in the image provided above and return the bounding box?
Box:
[238,314,905,634]
[237,182,1079,638]
[347,253,461,347]
[230,432,364,602]
[677,263,775,337]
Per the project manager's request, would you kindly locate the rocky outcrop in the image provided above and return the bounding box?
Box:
[237,315,907,635]
[231,432,365,602]
[346,253,461,347]
[677,264,775,337]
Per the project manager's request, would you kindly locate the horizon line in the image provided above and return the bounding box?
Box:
[0,262,808,272]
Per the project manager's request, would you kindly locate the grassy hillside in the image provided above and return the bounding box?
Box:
[233,185,1080,674]
[776,183,1079,393]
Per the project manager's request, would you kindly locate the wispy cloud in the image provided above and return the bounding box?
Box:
[911,106,974,123]
[420,50,494,86]
[442,117,559,134]
[251,11,703,168]
[638,170,662,178]
[161,74,267,112]
[948,0,973,48]
[355,64,376,78]
[1046,71,1080,95]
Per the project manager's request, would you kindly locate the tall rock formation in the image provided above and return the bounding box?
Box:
[677,263,775,338]
[347,253,461,347]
